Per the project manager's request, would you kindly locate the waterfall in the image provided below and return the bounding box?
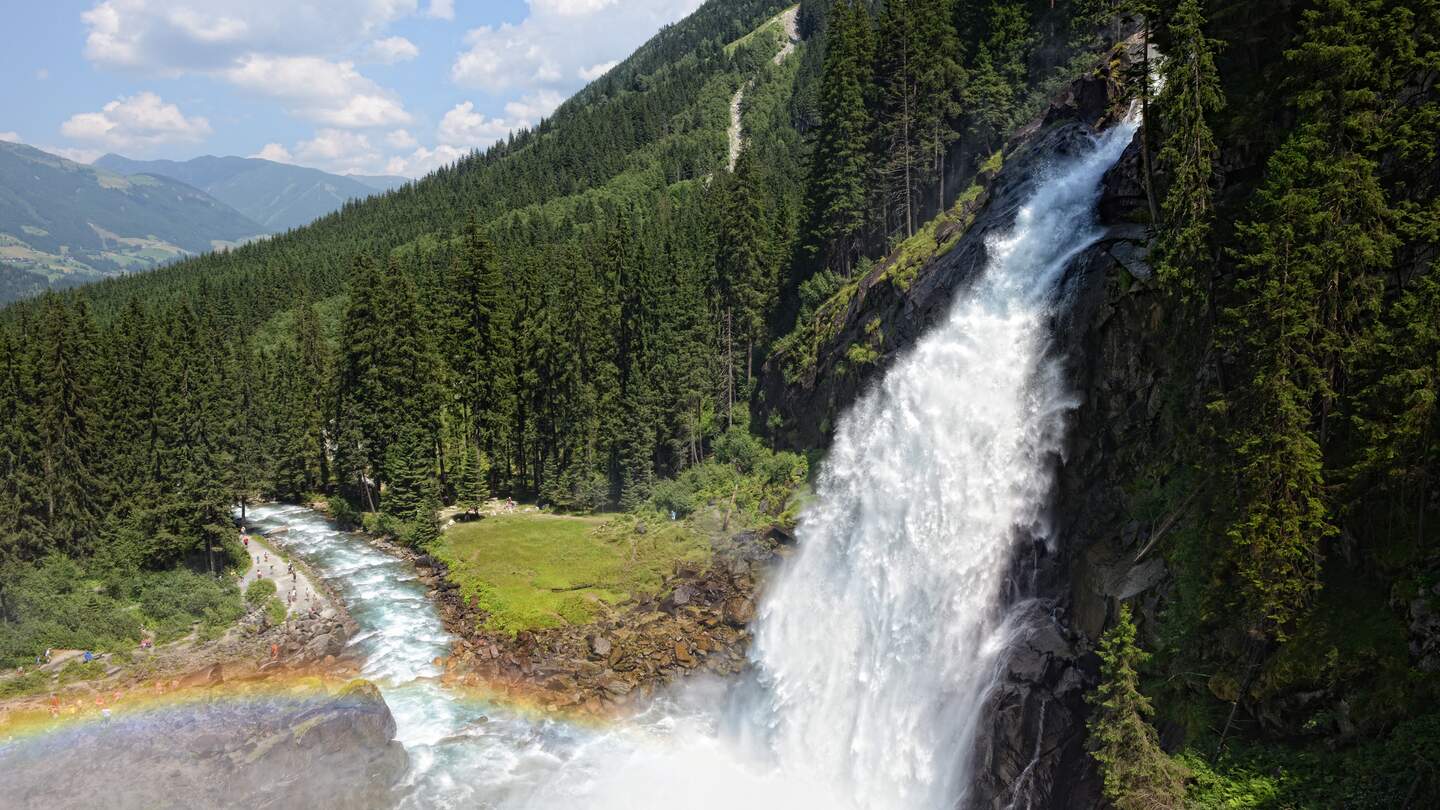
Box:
[515,115,1140,810]
[748,116,1138,809]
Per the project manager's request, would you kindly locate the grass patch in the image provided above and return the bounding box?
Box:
[433,512,709,636]
[723,5,793,56]
[881,179,987,292]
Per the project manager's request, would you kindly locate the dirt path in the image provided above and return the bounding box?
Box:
[241,531,325,616]
[728,5,800,173]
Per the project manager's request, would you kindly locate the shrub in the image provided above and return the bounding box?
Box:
[327,496,361,529]
[245,578,277,607]
[713,427,764,473]
[264,597,287,627]
[650,478,697,518]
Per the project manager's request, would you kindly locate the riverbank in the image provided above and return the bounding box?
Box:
[0,518,358,723]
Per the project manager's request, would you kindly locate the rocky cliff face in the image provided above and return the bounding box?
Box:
[759,37,1164,810]
[968,123,1165,810]
[0,679,407,810]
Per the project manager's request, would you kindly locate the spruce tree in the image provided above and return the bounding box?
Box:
[1156,0,1223,310]
[805,0,876,274]
[1087,604,1187,810]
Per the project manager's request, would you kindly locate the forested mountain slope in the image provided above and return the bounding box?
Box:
[0,141,264,303]
[94,154,398,233]
[4,0,1439,806]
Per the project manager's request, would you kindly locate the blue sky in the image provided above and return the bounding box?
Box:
[1,0,704,177]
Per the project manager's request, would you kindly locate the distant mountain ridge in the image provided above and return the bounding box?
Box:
[94,154,401,233]
[0,140,264,304]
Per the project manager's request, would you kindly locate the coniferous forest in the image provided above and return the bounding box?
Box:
[3,0,1440,805]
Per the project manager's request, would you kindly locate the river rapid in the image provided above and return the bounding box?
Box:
[240,114,1137,810]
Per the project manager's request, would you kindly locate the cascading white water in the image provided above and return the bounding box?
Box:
[748,115,1140,809]
[241,115,1137,810]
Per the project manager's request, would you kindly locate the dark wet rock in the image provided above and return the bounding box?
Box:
[0,679,406,810]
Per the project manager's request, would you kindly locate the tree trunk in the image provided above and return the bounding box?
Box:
[1140,17,1161,227]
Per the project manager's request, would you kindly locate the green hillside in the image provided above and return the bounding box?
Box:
[0,141,264,302]
[94,154,394,232]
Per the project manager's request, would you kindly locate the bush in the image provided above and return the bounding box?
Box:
[0,556,143,665]
[327,496,361,529]
[264,597,287,627]
[245,578,277,607]
[362,511,401,538]
[650,478,697,518]
[136,569,244,643]
[0,669,51,699]
[713,427,764,473]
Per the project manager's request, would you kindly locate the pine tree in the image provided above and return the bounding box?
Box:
[805,0,877,274]
[718,150,779,393]
[1218,0,1397,636]
[914,0,966,212]
[877,0,924,238]
[453,438,489,511]
[408,488,442,548]
[1155,0,1224,310]
[1087,604,1187,810]
[29,296,102,556]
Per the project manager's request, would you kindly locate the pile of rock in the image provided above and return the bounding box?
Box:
[259,607,358,669]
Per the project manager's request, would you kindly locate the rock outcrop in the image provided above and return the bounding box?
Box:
[0,679,407,810]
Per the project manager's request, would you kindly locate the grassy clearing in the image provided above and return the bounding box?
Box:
[433,512,709,636]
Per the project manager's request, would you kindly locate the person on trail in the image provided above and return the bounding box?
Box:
[270,643,279,661]
[49,694,59,718]
[82,651,93,663]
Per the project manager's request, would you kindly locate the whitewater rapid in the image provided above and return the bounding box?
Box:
[244,114,1137,809]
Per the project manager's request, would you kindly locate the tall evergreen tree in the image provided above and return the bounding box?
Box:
[1087,604,1187,810]
[805,0,877,274]
[1155,0,1224,310]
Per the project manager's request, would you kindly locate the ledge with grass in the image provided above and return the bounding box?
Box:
[415,504,790,715]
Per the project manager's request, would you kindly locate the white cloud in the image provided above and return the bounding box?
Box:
[578,60,617,81]
[224,56,410,128]
[503,90,565,122]
[253,142,293,162]
[81,0,420,73]
[437,101,523,148]
[291,128,383,174]
[385,128,418,149]
[0,132,20,142]
[451,0,701,93]
[426,0,454,20]
[35,68,49,80]
[60,92,211,152]
[385,144,466,177]
[44,146,107,164]
[366,36,419,64]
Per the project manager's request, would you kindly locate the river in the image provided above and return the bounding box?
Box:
[237,113,1137,810]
